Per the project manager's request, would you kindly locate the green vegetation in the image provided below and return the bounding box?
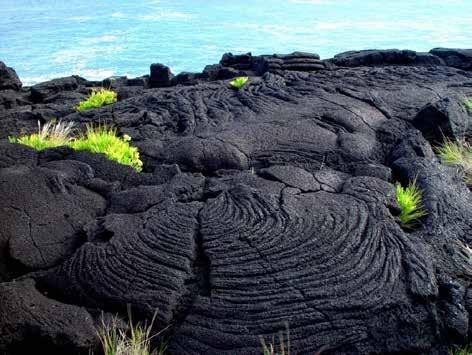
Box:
[9,122,143,172]
[69,125,143,171]
[449,344,472,355]
[465,99,472,113]
[8,120,74,150]
[76,88,117,112]
[395,180,427,229]
[436,139,472,185]
[260,325,290,355]
[229,76,249,90]
[97,311,166,355]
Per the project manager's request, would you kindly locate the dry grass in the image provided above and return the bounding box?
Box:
[97,310,166,355]
[9,121,143,172]
[260,325,290,355]
[8,120,74,150]
[436,138,472,185]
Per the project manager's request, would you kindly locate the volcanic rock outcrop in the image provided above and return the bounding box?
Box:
[1,48,472,354]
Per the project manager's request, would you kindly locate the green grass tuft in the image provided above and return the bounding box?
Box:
[8,120,74,151]
[449,344,472,355]
[465,99,472,113]
[97,310,166,355]
[436,138,472,185]
[229,76,249,90]
[260,325,290,355]
[69,125,143,171]
[76,88,117,112]
[9,121,143,172]
[395,180,427,229]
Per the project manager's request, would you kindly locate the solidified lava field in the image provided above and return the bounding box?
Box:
[1,48,472,354]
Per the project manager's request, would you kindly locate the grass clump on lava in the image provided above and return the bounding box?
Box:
[8,120,74,150]
[449,344,472,355]
[76,88,117,112]
[69,124,143,171]
[229,76,249,90]
[395,180,427,229]
[9,121,143,172]
[465,98,472,113]
[96,310,166,355]
[436,138,472,185]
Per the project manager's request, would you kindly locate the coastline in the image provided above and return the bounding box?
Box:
[1,47,472,354]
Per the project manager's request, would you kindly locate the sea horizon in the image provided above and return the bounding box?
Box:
[1,0,471,85]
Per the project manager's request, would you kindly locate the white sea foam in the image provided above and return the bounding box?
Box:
[21,68,117,86]
[22,73,70,86]
[85,35,118,44]
[140,11,193,20]
[68,16,93,22]
[289,0,344,4]
[111,12,125,18]
[77,68,116,81]
[53,45,124,65]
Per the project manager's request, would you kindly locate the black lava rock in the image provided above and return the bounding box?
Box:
[1,48,472,355]
[149,63,174,88]
[0,61,22,90]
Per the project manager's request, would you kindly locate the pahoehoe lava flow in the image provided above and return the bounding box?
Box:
[1,48,472,354]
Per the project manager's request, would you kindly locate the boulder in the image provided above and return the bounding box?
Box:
[220,52,253,70]
[0,163,106,272]
[430,48,472,70]
[333,49,417,67]
[101,75,128,89]
[202,64,241,80]
[30,76,80,103]
[149,63,174,88]
[0,278,98,354]
[171,72,205,86]
[0,61,22,90]
[412,97,470,142]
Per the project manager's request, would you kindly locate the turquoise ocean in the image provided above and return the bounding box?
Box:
[1,0,471,85]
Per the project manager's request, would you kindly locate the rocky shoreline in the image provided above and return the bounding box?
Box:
[1,48,472,354]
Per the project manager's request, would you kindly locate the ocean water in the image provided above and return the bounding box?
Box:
[1,0,471,85]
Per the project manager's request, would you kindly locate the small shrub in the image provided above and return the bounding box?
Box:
[8,120,74,150]
[69,125,143,171]
[97,310,166,355]
[76,88,117,112]
[465,99,472,113]
[229,76,249,90]
[395,180,427,229]
[436,138,472,184]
